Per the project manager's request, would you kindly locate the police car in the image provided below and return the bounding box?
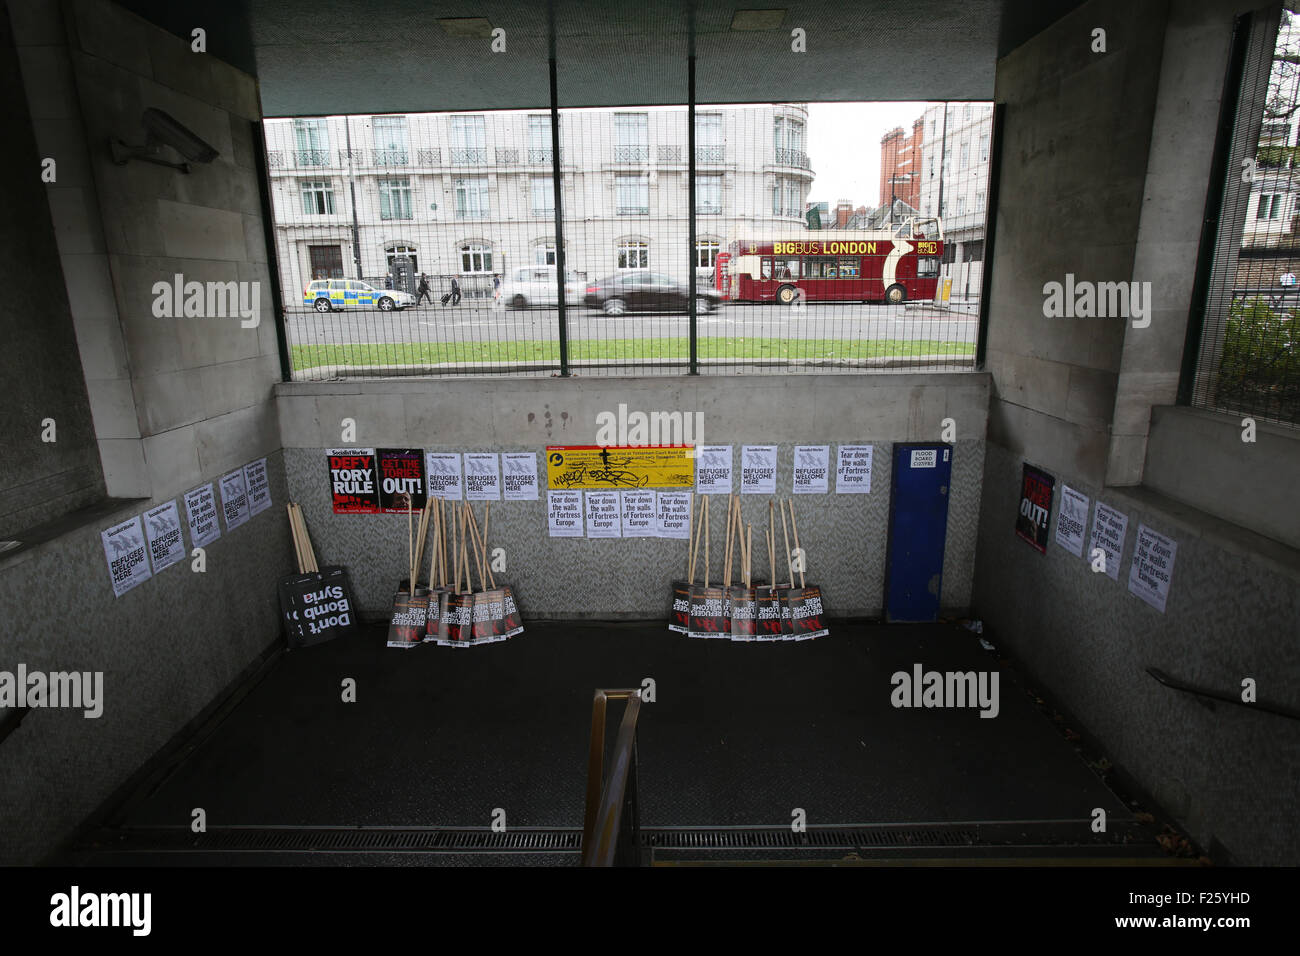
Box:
[303,279,414,312]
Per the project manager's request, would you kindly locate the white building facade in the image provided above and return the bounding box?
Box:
[263,104,815,304]
[917,102,993,299]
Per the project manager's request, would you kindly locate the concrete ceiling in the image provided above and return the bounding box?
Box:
[117,0,1082,116]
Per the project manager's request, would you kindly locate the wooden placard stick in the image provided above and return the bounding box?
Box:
[746,524,753,589]
[287,503,303,572]
[685,491,695,580]
[780,497,793,588]
[407,496,415,595]
[688,493,703,583]
[461,505,472,594]
[768,501,776,586]
[482,501,496,589]
[724,494,734,588]
[788,498,805,589]
[466,502,489,592]
[703,495,710,589]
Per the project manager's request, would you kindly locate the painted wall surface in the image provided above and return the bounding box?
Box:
[1,0,291,864]
[973,443,1300,865]
[277,374,989,618]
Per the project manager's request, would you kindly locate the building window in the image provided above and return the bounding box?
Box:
[378,178,413,220]
[773,177,801,216]
[695,240,720,270]
[956,196,967,216]
[531,177,554,217]
[695,174,722,215]
[534,241,557,265]
[1257,193,1285,219]
[372,115,409,165]
[696,114,724,162]
[300,180,335,215]
[528,114,553,164]
[616,174,649,215]
[774,116,805,165]
[960,143,969,168]
[293,118,329,166]
[385,244,418,274]
[614,113,649,162]
[617,240,648,269]
[455,177,490,219]
[975,192,986,213]
[979,132,990,163]
[451,115,487,165]
[460,243,492,273]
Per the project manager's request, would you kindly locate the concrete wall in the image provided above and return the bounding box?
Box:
[977,0,1300,865]
[0,0,293,864]
[0,6,104,539]
[276,373,989,618]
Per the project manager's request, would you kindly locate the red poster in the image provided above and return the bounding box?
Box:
[1015,462,1055,554]
[377,448,427,513]
[328,448,380,514]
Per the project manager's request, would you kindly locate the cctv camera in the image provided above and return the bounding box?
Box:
[110,107,220,173]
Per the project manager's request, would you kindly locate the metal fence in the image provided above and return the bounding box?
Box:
[265,103,989,380]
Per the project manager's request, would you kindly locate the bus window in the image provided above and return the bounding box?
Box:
[918,256,940,277]
[761,259,772,280]
[806,257,837,279]
[837,257,860,278]
[774,259,799,280]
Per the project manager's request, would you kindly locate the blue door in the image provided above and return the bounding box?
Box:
[885,443,953,623]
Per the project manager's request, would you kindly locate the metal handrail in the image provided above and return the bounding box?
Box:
[582,688,643,866]
[1147,667,1300,720]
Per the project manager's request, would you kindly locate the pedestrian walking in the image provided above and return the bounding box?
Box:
[449,277,461,306]
[416,274,432,305]
[384,274,394,290]
[493,273,502,306]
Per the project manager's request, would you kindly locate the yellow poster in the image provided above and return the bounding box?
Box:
[546,446,695,490]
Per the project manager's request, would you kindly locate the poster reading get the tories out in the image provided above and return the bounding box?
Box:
[1015,463,1055,554]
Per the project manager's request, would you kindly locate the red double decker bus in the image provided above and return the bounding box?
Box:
[714,217,943,306]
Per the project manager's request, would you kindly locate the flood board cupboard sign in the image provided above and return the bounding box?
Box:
[884,444,953,623]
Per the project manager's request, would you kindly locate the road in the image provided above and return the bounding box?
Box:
[284,299,981,346]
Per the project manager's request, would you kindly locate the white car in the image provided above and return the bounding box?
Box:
[500,266,581,309]
[303,278,415,312]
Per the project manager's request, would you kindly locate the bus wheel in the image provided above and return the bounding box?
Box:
[777,284,797,305]
[885,284,906,305]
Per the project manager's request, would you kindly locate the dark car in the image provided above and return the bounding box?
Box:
[583,271,722,315]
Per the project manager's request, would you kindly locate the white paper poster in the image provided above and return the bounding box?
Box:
[244,457,271,516]
[1090,502,1129,581]
[101,515,152,597]
[502,452,539,501]
[1055,485,1090,558]
[219,469,250,531]
[464,453,501,501]
[792,445,830,494]
[695,445,733,495]
[656,491,693,539]
[836,444,874,494]
[740,445,778,495]
[621,489,657,537]
[183,483,221,547]
[1128,524,1178,614]
[143,500,186,574]
[585,490,622,538]
[425,452,463,500]
[547,490,583,537]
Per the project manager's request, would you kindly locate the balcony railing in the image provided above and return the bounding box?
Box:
[657,146,682,162]
[495,148,519,165]
[527,147,554,164]
[266,151,285,168]
[696,202,722,215]
[774,147,810,169]
[532,206,555,219]
[295,149,331,167]
[416,148,440,164]
[456,208,491,219]
[696,145,726,163]
[338,149,359,165]
[614,146,650,162]
[616,204,650,215]
[451,147,487,165]
[372,149,409,166]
